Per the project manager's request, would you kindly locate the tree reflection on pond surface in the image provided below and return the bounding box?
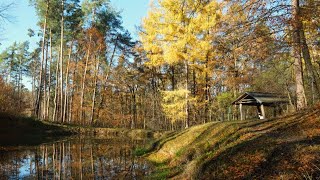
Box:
[0,137,152,179]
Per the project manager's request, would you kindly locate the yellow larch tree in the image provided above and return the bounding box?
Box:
[140,0,220,128]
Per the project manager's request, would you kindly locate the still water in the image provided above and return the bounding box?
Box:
[0,137,152,179]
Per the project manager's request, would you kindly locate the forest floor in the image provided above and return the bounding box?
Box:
[142,105,320,179]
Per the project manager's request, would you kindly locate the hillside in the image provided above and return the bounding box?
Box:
[145,106,320,179]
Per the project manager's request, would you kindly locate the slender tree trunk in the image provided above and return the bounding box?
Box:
[69,57,78,123]
[130,87,137,129]
[69,85,74,123]
[80,35,92,125]
[192,67,196,123]
[43,38,48,119]
[204,55,209,124]
[90,56,100,125]
[63,41,73,123]
[46,30,53,120]
[18,57,22,110]
[171,65,175,90]
[32,74,35,113]
[60,0,65,123]
[35,0,49,119]
[292,0,307,110]
[53,53,60,122]
[185,61,189,129]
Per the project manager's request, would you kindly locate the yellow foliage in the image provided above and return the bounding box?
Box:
[161,89,189,123]
[140,0,220,67]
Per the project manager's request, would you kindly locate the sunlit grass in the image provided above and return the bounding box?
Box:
[145,107,320,179]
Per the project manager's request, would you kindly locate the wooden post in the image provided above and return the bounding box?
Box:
[240,103,243,121]
[261,104,266,119]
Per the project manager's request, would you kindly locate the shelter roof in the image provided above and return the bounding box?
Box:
[232,92,289,106]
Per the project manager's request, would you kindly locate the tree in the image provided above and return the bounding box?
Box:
[161,89,193,130]
[141,0,220,128]
[292,0,307,110]
[0,41,30,113]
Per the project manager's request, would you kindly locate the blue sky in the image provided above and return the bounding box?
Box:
[0,0,150,51]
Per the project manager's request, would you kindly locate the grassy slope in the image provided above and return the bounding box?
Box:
[146,106,320,179]
[0,113,75,146]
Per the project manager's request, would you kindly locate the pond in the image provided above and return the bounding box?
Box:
[0,136,152,179]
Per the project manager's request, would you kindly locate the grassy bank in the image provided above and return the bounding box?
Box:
[0,113,75,146]
[143,106,320,179]
[76,127,161,139]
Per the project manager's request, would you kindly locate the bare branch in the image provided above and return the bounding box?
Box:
[0,2,15,24]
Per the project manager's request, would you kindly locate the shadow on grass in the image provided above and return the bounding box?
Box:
[246,136,320,179]
[198,110,320,179]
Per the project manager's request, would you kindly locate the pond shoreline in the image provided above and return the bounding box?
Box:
[0,113,163,146]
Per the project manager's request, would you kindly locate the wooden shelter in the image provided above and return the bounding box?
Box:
[232,92,289,120]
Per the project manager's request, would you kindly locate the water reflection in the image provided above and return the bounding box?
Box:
[0,137,151,179]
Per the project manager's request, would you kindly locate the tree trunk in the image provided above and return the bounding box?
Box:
[292,0,307,110]
[90,56,100,125]
[60,0,64,123]
[43,37,48,119]
[80,35,92,125]
[185,61,189,129]
[69,56,78,123]
[130,88,137,129]
[46,29,52,120]
[53,53,60,122]
[35,0,49,119]
[18,56,22,110]
[204,57,209,124]
[63,41,73,123]
[300,24,320,100]
[171,65,175,90]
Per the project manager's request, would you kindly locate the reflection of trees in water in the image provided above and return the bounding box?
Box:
[0,150,28,179]
[0,138,151,179]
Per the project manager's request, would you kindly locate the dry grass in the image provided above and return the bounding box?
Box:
[146,107,320,179]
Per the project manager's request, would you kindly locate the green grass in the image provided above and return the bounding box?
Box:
[145,106,320,179]
[133,147,150,156]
